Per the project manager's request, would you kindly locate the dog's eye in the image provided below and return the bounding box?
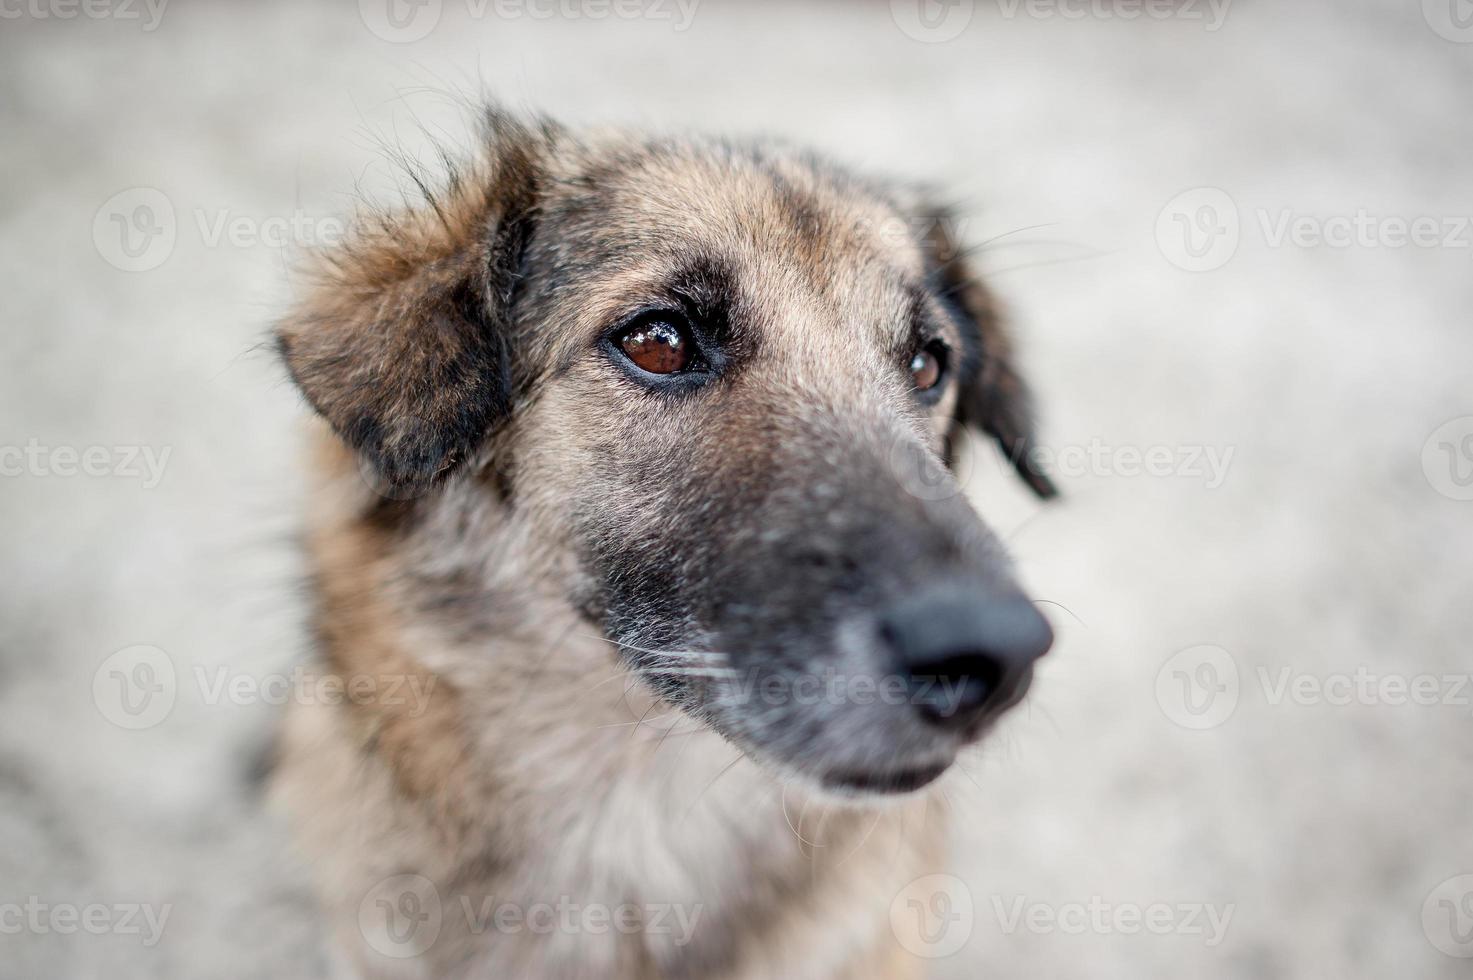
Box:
[909,340,948,392]
[616,316,693,375]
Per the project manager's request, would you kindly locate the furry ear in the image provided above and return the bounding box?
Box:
[277,110,553,495]
[921,210,1057,499]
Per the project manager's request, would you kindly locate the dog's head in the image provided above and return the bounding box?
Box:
[280,109,1055,796]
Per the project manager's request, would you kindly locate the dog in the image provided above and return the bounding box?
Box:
[269,106,1056,979]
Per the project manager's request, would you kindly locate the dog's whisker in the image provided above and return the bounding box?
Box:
[969,221,1059,250]
[987,249,1118,277]
[831,806,888,870]
[574,631,730,663]
[628,699,659,739]
[651,711,690,754]
[683,752,746,819]
[780,783,824,849]
[1030,598,1087,629]
[1026,697,1062,736]
[577,666,734,699]
[595,717,660,730]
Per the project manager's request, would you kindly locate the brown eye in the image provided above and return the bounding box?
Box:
[909,341,947,392]
[617,318,692,375]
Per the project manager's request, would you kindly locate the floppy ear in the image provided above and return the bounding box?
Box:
[276,111,552,495]
[921,210,1057,499]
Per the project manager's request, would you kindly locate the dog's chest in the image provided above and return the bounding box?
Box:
[448,733,920,979]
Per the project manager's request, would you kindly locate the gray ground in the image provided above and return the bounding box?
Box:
[2,1,1471,977]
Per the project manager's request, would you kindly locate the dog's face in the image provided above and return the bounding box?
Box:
[280,111,1056,796]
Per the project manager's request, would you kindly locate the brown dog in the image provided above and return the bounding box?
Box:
[270,106,1054,979]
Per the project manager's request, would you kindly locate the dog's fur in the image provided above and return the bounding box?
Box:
[270,108,1053,979]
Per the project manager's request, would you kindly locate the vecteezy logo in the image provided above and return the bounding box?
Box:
[888,423,971,502]
[1423,874,1473,957]
[92,645,177,729]
[93,188,176,272]
[1421,416,1473,501]
[1155,187,1240,272]
[618,667,685,733]
[890,0,974,43]
[359,873,442,959]
[891,874,973,959]
[354,450,436,503]
[359,0,443,42]
[1155,644,1239,730]
[1423,0,1473,42]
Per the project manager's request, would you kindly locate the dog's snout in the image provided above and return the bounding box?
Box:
[878,586,1053,730]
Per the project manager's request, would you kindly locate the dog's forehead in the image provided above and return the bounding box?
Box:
[539,138,932,362]
[596,141,922,272]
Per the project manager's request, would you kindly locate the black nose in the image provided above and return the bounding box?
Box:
[878,585,1054,731]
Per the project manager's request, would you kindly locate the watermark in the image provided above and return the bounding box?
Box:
[1258,210,1471,251]
[890,874,974,958]
[1025,440,1234,489]
[634,663,985,718]
[457,895,701,945]
[93,645,177,730]
[1257,666,1473,709]
[360,875,441,959]
[1157,187,1473,271]
[193,664,437,717]
[855,211,1100,270]
[0,898,171,947]
[1156,645,1473,730]
[0,0,167,30]
[1422,416,1473,501]
[726,668,952,711]
[890,0,974,43]
[1423,0,1473,43]
[1156,188,1240,272]
[889,427,1234,503]
[93,646,438,730]
[888,423,971,503]
[192,208,347,251]
[355,451,438,503]
[93,187,349,272]
[358,875,703,959]
[995,0,1231,31]
[992,895,1234,946]
[358,0,700,43]
[93,188,175,273]
[1155,644,1239,730]
[1423,874,1473,957]
[617,656,1039,736]
[0,439,170,488]
[862,212,983,258]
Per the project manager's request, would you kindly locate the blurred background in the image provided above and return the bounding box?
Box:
[2,1,1471,977]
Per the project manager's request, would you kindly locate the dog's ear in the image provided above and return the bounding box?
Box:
[919,209,1056,499]
[277,110,553,495]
